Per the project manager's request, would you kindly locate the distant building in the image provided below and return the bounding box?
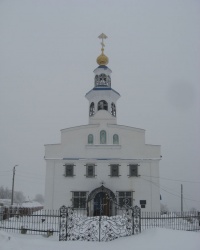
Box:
[44,34,161,214]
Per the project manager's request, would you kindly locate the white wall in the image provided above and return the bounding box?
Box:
[44,117,161,212]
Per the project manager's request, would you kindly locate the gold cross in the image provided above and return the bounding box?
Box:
[98,33,107,51]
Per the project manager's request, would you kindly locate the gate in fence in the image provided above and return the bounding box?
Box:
[59,205,141,241]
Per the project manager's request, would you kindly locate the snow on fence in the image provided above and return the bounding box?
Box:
[0,206,199,241]
[59,206,139,241]
[0,207,59,236]
[141,211,200,232]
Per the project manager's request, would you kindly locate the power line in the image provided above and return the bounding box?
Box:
[141,177,200,203]
[140,174,200,183]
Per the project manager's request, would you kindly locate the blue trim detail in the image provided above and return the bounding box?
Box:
[93,87,111,90]
[85,88,120,96]
[93,65,112,72]
[98,65,108,69]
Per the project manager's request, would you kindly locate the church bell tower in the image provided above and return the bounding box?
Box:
[85,33,120,124]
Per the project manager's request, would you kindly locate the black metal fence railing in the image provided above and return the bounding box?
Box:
[0,207,60,236]
[59,206,141,241]
[0,206,200,240]
[141,211,200,232]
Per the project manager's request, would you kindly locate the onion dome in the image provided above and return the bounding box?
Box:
[97,48,109,66]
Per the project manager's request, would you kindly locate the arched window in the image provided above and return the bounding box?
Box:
[89,102,95,116]
[107,75,111,87]
[94,75,99,86]
[111,103,116,117]
[113,134,119,144]
[99,74,107,85]
[98,100,108,111]
[100,130,106,144]
[88,134,93,144]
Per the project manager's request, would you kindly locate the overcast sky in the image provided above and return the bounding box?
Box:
[0,0,199,211]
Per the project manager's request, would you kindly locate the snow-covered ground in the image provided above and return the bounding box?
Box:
[0,228,199,250]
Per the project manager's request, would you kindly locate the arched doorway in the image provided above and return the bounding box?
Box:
[87,185,116,216]
[94,192,110,216]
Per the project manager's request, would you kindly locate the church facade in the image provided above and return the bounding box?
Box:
[44,34,161,214]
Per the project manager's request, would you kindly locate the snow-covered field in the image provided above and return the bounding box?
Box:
[0,228,199,250]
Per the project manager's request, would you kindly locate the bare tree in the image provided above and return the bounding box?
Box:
[0,186,25,203]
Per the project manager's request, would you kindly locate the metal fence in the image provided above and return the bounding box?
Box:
[59,206,141,241]
[141,211,200,232]
[0,206,199,241]
[0,207,59,236]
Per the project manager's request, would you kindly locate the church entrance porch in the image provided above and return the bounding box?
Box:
[87,185,116,217]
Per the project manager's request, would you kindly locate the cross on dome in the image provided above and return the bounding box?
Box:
[96,33,109,66]
[98,33,107,50]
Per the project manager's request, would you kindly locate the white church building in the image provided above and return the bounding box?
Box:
[44,34,161,215]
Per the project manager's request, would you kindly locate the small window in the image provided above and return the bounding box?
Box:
[113,134,119,144]
[88,134,93,144]
[86,164,95,177]
[107,75,111,87]
[111,103,116,117]
[140,200,146,209]
[95,75,99,86]
[140,200,146,205]
[64,164,74,177]
[98,100,108,111]
[100,130,106,144]
[72,192,87,209]
[129,164,138,177]
[118,191,132,207]
[89,102,95,116]
[110,164,119,177]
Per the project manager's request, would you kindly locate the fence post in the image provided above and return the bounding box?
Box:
[59,206,68,241]
[99,216,101,242]
[132,205,141,235]
[132,207,134,235]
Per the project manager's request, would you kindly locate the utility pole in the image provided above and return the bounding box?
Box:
[11,165,18,205]
[181,184,183,214]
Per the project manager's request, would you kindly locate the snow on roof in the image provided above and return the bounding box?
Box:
[0,199,43,208]
[20,201,43,208]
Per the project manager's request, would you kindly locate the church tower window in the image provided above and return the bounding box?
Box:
[100,130,106,144]
[113,134,119,144]
[98,100,108,111]
[111,103,116,117]
[89,102,95,116]
[95,75,99,87]
[88,134,93,144]
[107,75,111,87]
[99,74,107,85]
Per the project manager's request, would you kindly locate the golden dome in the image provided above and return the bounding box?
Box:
[97,48,109,66]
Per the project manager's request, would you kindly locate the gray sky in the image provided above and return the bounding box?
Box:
[0,0,199,211]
